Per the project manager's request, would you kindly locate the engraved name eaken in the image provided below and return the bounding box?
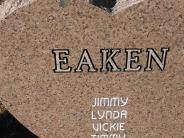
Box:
[52,48,169,73]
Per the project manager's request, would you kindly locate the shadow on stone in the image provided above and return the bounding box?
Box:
[91,0,117,12]
[0,111,38,138]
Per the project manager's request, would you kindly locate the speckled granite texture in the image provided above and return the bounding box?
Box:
[0,0,184,137]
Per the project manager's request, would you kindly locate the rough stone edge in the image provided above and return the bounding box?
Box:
[0,0,144,21]
[0,102,5,113]
[112,0,144,14]
[0,0,36,21]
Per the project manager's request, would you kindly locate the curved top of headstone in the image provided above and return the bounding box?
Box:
[0,0,144,20]
[0,0,184,137]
